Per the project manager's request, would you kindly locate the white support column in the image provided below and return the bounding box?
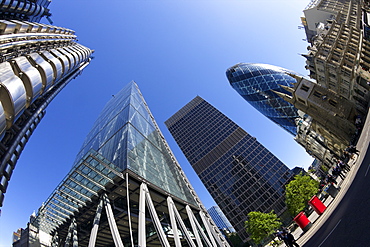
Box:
[193,213,215,247]
[138,183,147,247]
[72,218,78,247]
[186,206,205,247]
[168,197,196,247]
[51,232,59,247]
[65,218,78,247]
[126,173,135,247]
[142,183,171,247]
[199,211,229,246]
[102,193,124,247]
[88,197,103,247]
[167,197,182,247]
[199,210,224,247]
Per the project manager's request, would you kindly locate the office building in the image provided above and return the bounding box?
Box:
[0,0,52,22]
[14,82,229,246]
[302,0,370,114]
[0,17,94,206]
[274,74,357,149]
[226,63,300,136]
[165,96,294,242]
[208,206,235,233]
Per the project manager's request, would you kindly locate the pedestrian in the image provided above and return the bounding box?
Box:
[341,151,351,164]
[326,174,337,185]
[339,159,351,173]
[332,166,345,180]
[282,231,299,247]
[276,230,283,241]
[347,145,359,155]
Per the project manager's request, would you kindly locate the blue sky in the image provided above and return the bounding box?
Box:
[0,1,312,245]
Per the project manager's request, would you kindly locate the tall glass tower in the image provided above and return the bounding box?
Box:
[165,96,294,242]
[208,206,235,233]
[16,82,229,247]
[0,18,94,206]
[226,63,300,136]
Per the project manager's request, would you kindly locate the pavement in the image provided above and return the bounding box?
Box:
[275,106,370,247]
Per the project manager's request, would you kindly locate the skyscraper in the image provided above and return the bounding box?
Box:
[165,96,294,242]
[15,82,229,246]
[0,18,94,206]
[226,63,300,136]
[0,0,52,22]
[208,206,235,233]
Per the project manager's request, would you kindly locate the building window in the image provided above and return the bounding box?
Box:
[298,98,306,104]
[300,84,310,92]
[329,99,337,107]
[313,91,322,98]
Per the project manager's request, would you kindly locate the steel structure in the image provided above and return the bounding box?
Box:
[0,19,93,206]
[0,0,52,23]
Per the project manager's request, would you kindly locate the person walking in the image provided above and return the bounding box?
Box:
[282,231,300,247]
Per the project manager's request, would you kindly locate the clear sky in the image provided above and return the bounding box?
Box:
[0,1,313,245]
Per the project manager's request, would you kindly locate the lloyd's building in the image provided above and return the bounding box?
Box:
[0,1,94,207]
[15,82,229,246]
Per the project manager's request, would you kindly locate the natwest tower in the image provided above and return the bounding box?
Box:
[165,96,294,242]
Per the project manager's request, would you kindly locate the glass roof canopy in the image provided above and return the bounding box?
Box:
[32,150,123,234]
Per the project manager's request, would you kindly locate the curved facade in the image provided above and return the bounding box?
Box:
[226,63,300,136]
[0,19,93,207]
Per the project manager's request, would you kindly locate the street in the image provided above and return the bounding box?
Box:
[303,143,370,246]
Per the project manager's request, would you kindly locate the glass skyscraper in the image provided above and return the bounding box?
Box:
[165,96,294,242]
[208,206,235,233]
[15,82,229,246]
[226,63,300,136]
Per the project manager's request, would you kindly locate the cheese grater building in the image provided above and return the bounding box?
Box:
[165,96,294,242]
[14,82,229,247]
[0,6,94,206]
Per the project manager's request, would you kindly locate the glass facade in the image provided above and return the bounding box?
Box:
[74,81,197,205]
[226,63,300,136]
[208,206,235,233]
[165,96,293,242]
[26,82,227,246]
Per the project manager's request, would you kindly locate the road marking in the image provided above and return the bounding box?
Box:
[318,219,341,247]
[365,165,370,177]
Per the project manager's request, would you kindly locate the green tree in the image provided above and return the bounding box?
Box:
[285,173,319,216]
[244,211,282,245]
[226,232,250,247]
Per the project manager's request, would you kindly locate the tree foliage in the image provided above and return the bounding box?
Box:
[226,232,250,247]
[285,173,319,216]
[244,211,281,244]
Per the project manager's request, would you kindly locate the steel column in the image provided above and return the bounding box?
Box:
[102,193,124,247]
[64,218,78,247]
[167,197,182,247]
[126,173,135,247]
[88,197,103,247]
[139,183,171,247]
[186,206,205,247]
[167,197,196,247]
[199,210,227,247]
